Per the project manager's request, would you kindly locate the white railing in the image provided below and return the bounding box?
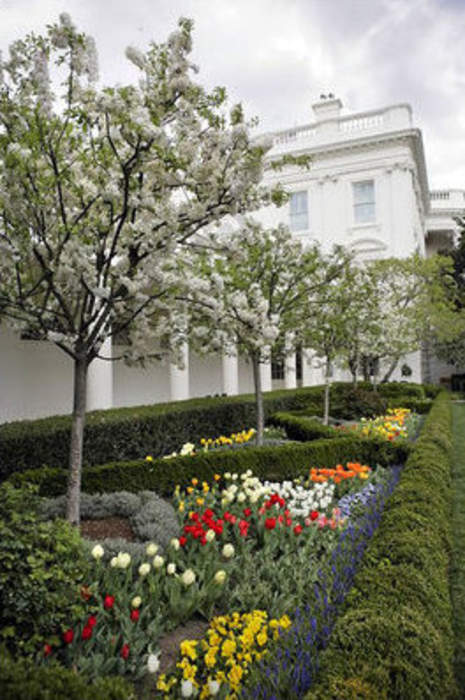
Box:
[430,190,465,209]
[273,125,317,146]
[339,114,384,133]
[270,104,411,151]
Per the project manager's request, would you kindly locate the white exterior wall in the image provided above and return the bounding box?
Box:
[256,142,424,261]
[3,100,464,425]
[189,351,223,398]
[112,353,171,408]
[0,326,73,423]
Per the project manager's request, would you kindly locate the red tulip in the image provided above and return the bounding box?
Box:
[43,643,52,657]
[81,625,93,640]
[130,609,140,622]
[310,511,319,521]
[104,595,115,610]
[265,517,276,530]
[87,615,97,628]
[62,628,74,644]
[121,643,130,660]
[293,524,303,535]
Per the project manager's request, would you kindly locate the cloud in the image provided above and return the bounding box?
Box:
[0,0,464,186]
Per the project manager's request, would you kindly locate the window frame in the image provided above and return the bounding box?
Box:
[289,190,309,232]
[352,179,376,225]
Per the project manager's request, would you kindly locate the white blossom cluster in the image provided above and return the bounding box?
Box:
[0,14,275,378]
[262,479,336,517]
[221,471,273,506]
[220,471,335,516]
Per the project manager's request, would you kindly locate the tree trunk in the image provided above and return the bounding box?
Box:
[251,352,264,446]
[323,358,331,426]
[361,356,370,382]
[348,356,358,386]
[381,356,400,383]
[66,354,88,526]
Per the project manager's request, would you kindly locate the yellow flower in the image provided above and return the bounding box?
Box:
[179,501,185,512]
[187,486,194,494]
[256,631,267,646]
[202,482,210,493]
[145,455,153,462]
[192,478,199,486]
[228,664,243,687]
[214,474,221,481]
[278,614,292,629]
[196,497,205,506]
[204,646,218,669]
[180,639,198,661]
[221,638,236,658]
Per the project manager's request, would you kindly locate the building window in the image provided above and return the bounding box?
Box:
[271,355,285,380]
[353,180,375,224]
[289,191,308,231]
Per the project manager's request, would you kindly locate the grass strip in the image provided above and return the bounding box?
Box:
[451,403,465,697]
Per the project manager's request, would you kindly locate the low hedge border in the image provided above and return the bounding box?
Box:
[0,651,133,700]
[8,436,408,499]
[305,391,458,700]
[0,382,433,481]
[269,412,346,441]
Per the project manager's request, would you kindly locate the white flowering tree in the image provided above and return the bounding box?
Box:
[333,254,454,386]
[0,15,282,524]
[187,222,339,444]
[356,254,453,384]
[296,249,354,423]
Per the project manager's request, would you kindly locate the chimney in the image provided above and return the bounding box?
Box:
[312,94,343,121]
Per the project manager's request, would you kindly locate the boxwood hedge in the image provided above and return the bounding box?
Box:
[305,392,458,700]
[0,382,425,481]
[8,435,407,499]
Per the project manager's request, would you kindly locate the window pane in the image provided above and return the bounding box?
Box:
[353,180,374,204]
[353,181,375,222]
[354,202,375,223]
[290,191,308,231]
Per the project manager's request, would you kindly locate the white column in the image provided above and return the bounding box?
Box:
[284,351,297,389]
[222,351,239,396]
[170,343,190,401]
[301,349,316,387]
[260,358,272,392]
[87,335,113,411]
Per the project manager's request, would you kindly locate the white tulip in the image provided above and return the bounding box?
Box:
[147,652,160,673]
[91,544,104,560]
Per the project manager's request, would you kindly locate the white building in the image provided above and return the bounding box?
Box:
[1,97,463,423]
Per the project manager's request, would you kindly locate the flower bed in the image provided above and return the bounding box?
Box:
[1,393,443,698]
[35,457,398,697]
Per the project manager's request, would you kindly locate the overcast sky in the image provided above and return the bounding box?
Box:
[1,0,464,189]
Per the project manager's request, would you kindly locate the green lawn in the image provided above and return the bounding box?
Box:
[451,403,465,697]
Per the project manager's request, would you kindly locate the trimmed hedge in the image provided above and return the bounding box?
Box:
[305,392,458,700]
[0,385,336,479]
[8,436,407,499]
[270,412,347,441]
[0,382,432,480]
[0,653,133,700]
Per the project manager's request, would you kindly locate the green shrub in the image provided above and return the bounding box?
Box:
[0,652,133,700]
[326,386,389,419]
[0,483,90,657]
[305,392,458,700]
[0,386,324,479]
[307,606,455,700]
[0,382,429,480]
[269,412,342,441]
[9,436,407,498]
